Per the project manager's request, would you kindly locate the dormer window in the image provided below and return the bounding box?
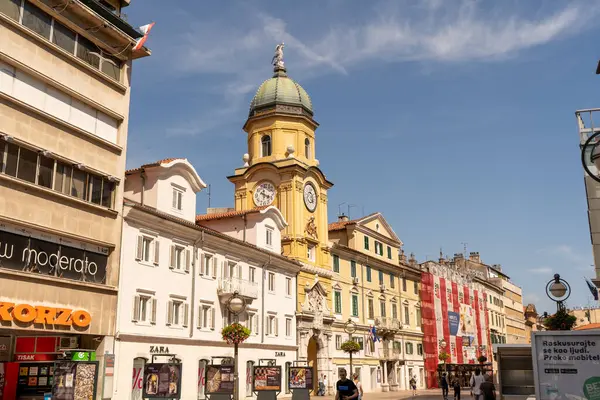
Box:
[304,138,310,158]
[266,227,273,247]
[261,135,272,157]
[172,186,183,211]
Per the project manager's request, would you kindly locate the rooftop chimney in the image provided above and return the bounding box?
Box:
[469,251,480,263]
[338,214,349,222]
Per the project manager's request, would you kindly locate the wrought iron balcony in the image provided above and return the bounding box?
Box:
[217,277,259,300]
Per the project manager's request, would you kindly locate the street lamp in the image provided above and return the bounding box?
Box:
[344,319,357,375]
[545,274,571,312]
[227,291,247,400]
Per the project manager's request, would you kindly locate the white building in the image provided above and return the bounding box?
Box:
[113,158,301,400]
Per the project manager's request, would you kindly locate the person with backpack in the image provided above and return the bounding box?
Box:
[469,369,485,400]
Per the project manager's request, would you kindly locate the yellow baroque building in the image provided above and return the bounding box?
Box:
[228,49,337,387]
[328,213,425,392]
[227,46,423,393]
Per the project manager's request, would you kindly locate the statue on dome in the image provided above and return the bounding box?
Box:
[272,43,285,69]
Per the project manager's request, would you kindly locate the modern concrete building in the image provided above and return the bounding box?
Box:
[0,0,149,397]
[576,109,600,291]
[328,213,424,392]
[117,158,301,400]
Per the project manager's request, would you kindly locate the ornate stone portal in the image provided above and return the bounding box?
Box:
[297,277,334,392]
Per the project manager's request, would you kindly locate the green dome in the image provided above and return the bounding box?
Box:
[249,69,313,117]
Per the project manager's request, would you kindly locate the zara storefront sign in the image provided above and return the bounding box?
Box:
[0,225,108,284]
[532,331,600,400]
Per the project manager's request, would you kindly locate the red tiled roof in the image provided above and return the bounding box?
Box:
[126,158,185,174]
[328,219,357,231]
[574,323,600,331]
[195,206,268,222]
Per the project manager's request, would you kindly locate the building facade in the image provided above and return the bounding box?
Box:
[115,158,301,400]
[0,0,148,398]
[501,280,527,344]
[524,304,545,342]
[224,47,337,391]
[420,259,492,389]
[328,213,424,392]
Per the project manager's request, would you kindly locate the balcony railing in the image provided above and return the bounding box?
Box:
[375,317,400,331]
[217,277,259,299]
[379,348,401,360]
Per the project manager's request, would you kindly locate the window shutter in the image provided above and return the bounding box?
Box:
[136,236,143,260]
[166,301,173,325]
[169,246,176,269]
[274,317,279,336]
[185,249,191,273]
[197,306,203,328]
[212,258,217,278]
[236,264,242,279]
[265,316,269,335]
[253,315,258,334]
[151,298,157,324]
[221,261,226,278]
[172,190,177,208]
[153,241,160,265]
[200,255,205,275]
[183,303,189,327]
[132,295,140,322]
[210,307,215,330]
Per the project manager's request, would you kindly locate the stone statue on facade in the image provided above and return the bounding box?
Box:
[272,43,285,69]
[305,216,318,239]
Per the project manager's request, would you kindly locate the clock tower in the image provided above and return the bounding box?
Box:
[227,44,334,382]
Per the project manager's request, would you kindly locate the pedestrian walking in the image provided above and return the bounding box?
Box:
[469,368,485,400]
[353,374,363,400]
[479,375,496,400]
[452,379,461,400]
[409,375,417,397]
[335,369,359,400]
[440,373,449,399]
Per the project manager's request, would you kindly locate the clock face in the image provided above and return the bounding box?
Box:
[253,181,276,206]
[303,182,317,212]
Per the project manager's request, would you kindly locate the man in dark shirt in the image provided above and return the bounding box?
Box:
[335,369,358,400]
[479,374,496,400]
[440,373,449,399]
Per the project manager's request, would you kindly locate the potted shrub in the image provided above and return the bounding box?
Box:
[543,309,577,331]
[221,322,251,345]
[438,351,450,363]
[340,340,361,354]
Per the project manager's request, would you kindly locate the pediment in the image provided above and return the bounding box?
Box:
[356,213,401,245]
[332,282,342,291]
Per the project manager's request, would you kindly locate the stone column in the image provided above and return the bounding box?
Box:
[381,361,389,392]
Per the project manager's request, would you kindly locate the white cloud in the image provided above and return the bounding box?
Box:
[530,267,552,274]
[161,0,597,135]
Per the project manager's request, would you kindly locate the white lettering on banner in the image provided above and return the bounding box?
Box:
[17,355,34,361]
[22,248,98,276]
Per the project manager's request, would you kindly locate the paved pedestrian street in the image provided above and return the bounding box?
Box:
[316,389,443,400]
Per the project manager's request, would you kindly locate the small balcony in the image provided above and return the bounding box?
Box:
[375,317,400,333]
[217,278,259,300]
[379,348,401,360]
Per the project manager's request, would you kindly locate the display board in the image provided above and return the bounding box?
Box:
[532,331,600,400]
[16,362,54,396]
[253,366,281,391]
[289,367,313,390]
[52,361,98,400]
[205,365,235,394]
[142,363,182,399]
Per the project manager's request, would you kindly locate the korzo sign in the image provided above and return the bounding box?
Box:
[0,302,92,328]
[0,228,107,283]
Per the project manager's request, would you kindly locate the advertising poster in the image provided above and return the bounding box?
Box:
[289,367,313,390]
[448,312,460,336]
[459,304,475,337]
[532,332,600,400]
[52,362,98,400]
[205,365,234,394]
[143,363,182,399]
[253,366,281,391]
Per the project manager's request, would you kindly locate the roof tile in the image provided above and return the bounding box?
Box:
[195,206,268,222]
[126,158,185,174]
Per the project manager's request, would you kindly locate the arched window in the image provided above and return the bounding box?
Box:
[304,138,311,158]
[261,135,272,157]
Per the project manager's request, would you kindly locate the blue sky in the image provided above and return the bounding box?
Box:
[124,0,600,314]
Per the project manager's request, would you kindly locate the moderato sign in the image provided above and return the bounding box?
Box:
[0,302,92,328]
